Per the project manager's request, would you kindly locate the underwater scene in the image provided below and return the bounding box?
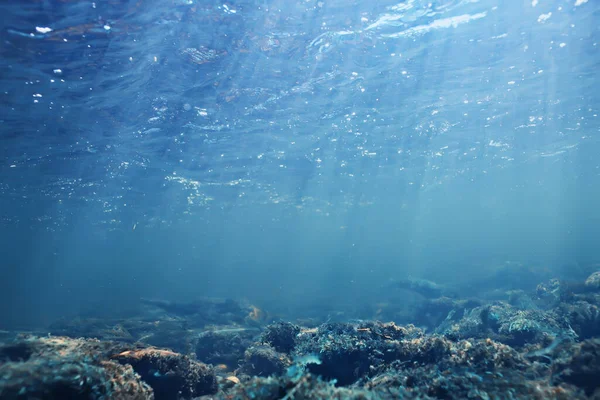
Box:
[0,0,599,398]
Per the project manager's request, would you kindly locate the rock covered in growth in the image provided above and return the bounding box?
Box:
[0,336,153,399]
[377,365,583,400]
[439,302,572,347]
[558,301,600,340]
[363,337,584,400]
[585,271,600,291]
[0,334,136,361]
[197,330,588,400]
[195,327,259,367]
[413,297,483,331]
[552,339,600,396]
[293,322,425,386]
[205,334,584,400]
[113,348,217,400]
[238,345,292,377]
[536,279,568,307]
[0,359,153,400]
[200,372,418,400]
[259,322,301,353]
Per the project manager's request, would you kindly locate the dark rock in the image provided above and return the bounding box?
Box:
[0,336,153,399]
[559,301,600,340]
[260,322,300,353]
[195,327,258,367]
[113,348,217,400]
[239,345,291,377]
[553,339,600,395]
[294,322,425,386]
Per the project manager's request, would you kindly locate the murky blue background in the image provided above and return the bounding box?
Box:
[0,0,598,328]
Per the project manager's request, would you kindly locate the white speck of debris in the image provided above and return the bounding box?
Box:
[538,12,552,23]
[36,27,52,34]
[53,69,62,74]
[33,93,42,97]
[508,81,515,85]
[222,4,236,13]
[559,43,566,47]
[531,0,538,6]
[104,25,111,30]
[575,0,588,5]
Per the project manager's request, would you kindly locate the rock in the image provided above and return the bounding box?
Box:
[293,322,423,386]
[260,322,300,353]
[113,348,217,400]
[195,327,258,367]
[440,302,573,347]
[558,301,600,340]
[553,339,600,396]
[585,272,600,291]
[0,336,153,399]
[239,345,291,377]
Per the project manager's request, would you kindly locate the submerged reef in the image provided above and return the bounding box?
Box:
[2,270,600,399]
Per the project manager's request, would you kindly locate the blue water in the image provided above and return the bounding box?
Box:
[0,0,598,328]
